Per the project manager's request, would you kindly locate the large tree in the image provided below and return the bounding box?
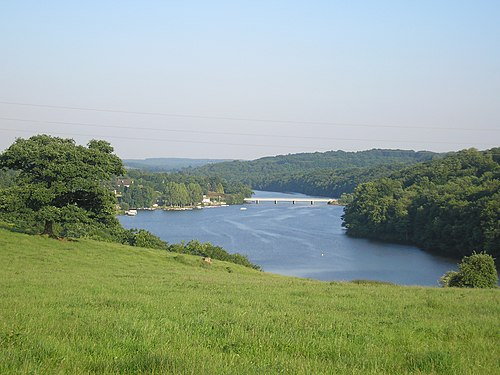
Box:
[0,135,124,237]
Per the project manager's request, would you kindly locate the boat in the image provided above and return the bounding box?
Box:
[240,207,247,211]
[125,209,138,216]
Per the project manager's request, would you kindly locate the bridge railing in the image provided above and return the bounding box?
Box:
[243,198,338,205]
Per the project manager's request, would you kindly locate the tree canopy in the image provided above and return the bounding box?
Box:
[0,135,124,237]
[189,149,440,197]
[342,148,500,259]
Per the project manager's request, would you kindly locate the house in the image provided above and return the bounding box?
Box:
[116,178,133,188]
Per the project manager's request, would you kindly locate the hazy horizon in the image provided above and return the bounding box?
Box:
[1,1,499,159]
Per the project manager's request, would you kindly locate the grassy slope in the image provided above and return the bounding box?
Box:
[0,229,499,374]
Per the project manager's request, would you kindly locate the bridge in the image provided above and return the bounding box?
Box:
[244,197,338,205]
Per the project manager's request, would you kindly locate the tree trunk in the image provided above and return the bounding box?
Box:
[43,220,54,237]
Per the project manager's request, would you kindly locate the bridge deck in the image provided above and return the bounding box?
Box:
[244,197,337,204]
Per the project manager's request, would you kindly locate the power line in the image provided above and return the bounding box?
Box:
[0,124,498,148]
[1,100,498,132]
[5,116,494,144]
[0,116,388,142]
[0,127,325,150]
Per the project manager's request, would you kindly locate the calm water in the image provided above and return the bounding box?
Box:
[119,190,458,286]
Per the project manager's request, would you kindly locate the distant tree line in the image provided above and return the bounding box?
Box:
[342,149,500,259]
[116,169,252,209]
[190,149,440,197]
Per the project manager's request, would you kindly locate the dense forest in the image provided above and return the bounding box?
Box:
[342,148,500,259]
[190,149,440,197]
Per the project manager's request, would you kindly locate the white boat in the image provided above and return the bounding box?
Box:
[240,207,247,211]
[126,209,138,216]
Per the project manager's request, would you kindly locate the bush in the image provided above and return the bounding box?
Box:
[121,228,168,250]
[439,271,463,287]
[440,252,498,288]
[459,252,498,288]
[168,240,261,270]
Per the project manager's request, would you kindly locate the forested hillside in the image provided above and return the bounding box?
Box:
[342,148,500,259]
[190,149,439,197]
[123,157,232,172]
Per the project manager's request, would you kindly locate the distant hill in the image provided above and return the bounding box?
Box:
[189,149,442,197]
[123,157,233,172]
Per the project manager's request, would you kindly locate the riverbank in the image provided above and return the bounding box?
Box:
[119,202,231,215]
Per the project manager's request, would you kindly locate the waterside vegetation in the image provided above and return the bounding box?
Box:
[115,169,252,210]
[343,148,500,260]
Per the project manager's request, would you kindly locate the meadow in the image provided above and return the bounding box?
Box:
[0,228,499,374]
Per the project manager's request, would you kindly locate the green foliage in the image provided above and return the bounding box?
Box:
[439,271,463,287]
[0,135,124,238]
[343,149,500,259]
[190,149,439,197]
[457,252,498,288]
[122,229,168,250]
[120,184,156,209]
[115,169,252,208]
[123,157,231,171]
[440,253,498,288]
[163,181,190,206]
[168,240,261,270]
[0,169,17,188]
[1,228,499,374]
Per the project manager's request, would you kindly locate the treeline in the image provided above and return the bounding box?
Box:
[251,164,414,198]
[191,149,439,197]
[117,169,252,209]
[342,149,500,259]
[123,157,231,172]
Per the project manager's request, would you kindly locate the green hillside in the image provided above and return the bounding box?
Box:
[123,158,232,172]
[1,228,499,374]
[190,149,440,197]
[343,148,500,259]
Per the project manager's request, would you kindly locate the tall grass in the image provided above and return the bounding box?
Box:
[0,228,499,374]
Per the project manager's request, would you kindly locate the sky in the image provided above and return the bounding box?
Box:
[0,1,499,160]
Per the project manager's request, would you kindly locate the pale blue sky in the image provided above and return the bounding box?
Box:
[1,1,499,159]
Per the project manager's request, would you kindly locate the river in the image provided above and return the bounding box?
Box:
[119,190,458,286]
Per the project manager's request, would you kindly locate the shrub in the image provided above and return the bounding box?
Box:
[440,252,498,288]
[439,271,463,287]
[121,228,168,250]
[459,252,498,288]
[168,240,261,270]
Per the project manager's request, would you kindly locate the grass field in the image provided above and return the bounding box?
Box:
[0,228,499,374]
